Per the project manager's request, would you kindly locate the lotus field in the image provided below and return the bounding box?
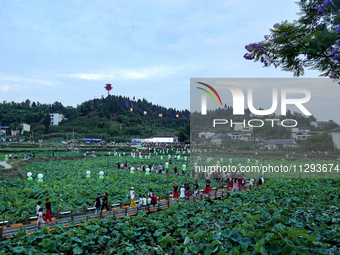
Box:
[0,179,339,254]
[0,151,205,219]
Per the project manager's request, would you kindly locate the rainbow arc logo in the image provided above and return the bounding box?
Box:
[196,82,222,106]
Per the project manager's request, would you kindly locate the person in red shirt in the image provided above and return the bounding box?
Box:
[186,187,191,201]
[151,194,157,207]
[204,178,211,195]
[44,198,53,222]
[173,183,179,199]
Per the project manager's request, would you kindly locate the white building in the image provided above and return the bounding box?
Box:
[260,139,298,150]
[234,124,253,133]
[21,123,30,133]
[141,136,178,143]
[10,123,30,136]
[326,127,340,149]
[11,130,20,136]
[198,130,218,139]
[310,121,329,128]
[291,125,311,140]
[225,132,259,142]
[210,134,227,144]
[50,113,64,126]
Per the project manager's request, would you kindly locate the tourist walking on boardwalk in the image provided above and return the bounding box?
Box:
[36,201,42,216]
[101,192,109,212]
[193,180,199,196]
[180,185,186,200]
[142,195,147,210]
[148,188,153,198]
[174,166,177,175]
[94,193,101,215]
[233,179,239,192]
[249,177,254,186]
[151,193,157,207]
[173,183,179,199]
[138,195,143,208]
[130,187,137,207]
[37,208,45,228]
[186,186,191,201]
[44,198,53,222]
[204,178,211,195]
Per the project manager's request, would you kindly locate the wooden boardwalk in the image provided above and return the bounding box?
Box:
[0,184,261,240]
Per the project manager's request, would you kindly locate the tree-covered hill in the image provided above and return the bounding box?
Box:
[0,95,190,143]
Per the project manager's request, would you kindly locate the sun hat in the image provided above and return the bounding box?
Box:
[131,187,134,189]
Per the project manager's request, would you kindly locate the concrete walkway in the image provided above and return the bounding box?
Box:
[0,161,12,169]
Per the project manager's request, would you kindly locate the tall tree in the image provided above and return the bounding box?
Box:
[244,0,340,83]
[42,113,51,133]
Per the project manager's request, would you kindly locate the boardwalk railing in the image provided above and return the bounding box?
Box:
[0,183,262,240]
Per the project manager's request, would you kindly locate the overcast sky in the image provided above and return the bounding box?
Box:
[0,0,331,112]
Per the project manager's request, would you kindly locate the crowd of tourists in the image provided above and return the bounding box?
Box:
[33,161,264,228]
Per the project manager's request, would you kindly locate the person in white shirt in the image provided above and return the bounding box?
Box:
[36,201,42,216]
[147,195,152,205]
[180,185,186,199]
[142,196,147,210]
[249,178,254,186]
[233,179,238,192]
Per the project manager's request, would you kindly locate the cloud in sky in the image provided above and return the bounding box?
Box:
[0,0,328,110]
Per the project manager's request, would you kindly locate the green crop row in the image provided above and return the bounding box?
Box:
[0,155,199,219]
[0,178,339,254]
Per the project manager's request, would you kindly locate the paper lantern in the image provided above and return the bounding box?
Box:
[27,172,32,177]
[131,167,135,171]
[86,175,91,179]
[38,173,43,179]
[86,171,91,175]
[146,168,150,172]
[99,176,104,180]
[99,171,104,176]
[165,162,169,166]
[38,179,43,184]
[27,177,33,182]
[182,164,186,169]
[145,172,150,175]
[130,171,134,174]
